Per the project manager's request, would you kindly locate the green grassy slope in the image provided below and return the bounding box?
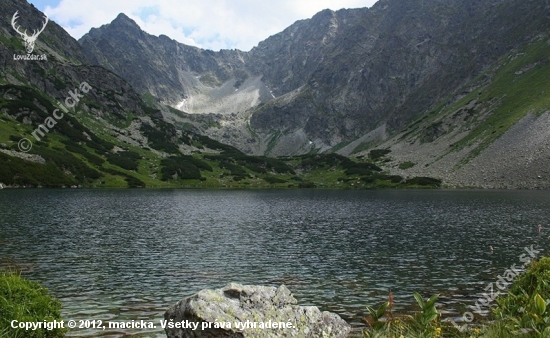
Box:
[0,81,440,189]
[374,35,550,171]
[450,38,550,160]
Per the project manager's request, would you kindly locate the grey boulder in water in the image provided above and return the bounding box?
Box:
[164,283,351,338]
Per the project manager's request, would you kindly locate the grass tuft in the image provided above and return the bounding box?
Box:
[0,269,66,338]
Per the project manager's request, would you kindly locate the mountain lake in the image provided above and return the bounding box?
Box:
[0,189,549,337]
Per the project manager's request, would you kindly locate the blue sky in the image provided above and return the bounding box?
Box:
[28,0,60,11]
[26,0,378,51]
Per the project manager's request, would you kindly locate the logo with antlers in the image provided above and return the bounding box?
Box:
[11,11,49,54]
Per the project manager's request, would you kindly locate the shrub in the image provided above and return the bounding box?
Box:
[85,134,115,154]
[344,163,382,176]
[160,156,211,180]
[263,176,287,184]
[37,147,102,181]
[298,154,352,170]
[398,161,416,170]
[263,157,295,174]
[492,257,550,335]
[361,176,375,184]
[0,270,67,337]
[63,142,105,166]
[0,152,75,187]
[241,163,267,174]
[363,291,441,338]
[194,134,242,155]
[123,175,146,188]
[103,168,146,188]
[0,145,102,186]
[369,149,391,160]
[232,155,295,174]
[106,151,141,171]
[161,161,200,180]
[387,175,404,183]
[219,162,247,177]
[140,123,180,154]
[405,177,442,187]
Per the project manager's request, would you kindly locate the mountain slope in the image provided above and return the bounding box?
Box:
[367,36,550,189]
[0,0,159,187]
[3,0,550,189]
[80,14,250,106]
[0,0,261,187]
[1,0,440,189]
[79,0,550,158]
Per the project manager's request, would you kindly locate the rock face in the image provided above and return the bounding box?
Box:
[164,283,351,338]
[79,0,550,155]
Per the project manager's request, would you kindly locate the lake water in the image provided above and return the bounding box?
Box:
[0,189,549,337]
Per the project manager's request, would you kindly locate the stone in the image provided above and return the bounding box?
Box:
[164,283,351,338]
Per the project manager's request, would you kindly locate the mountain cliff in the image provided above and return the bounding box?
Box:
[2,0,550,188]
[79,0,550,160]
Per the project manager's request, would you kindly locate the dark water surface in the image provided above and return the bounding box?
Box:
[0,189,549,336]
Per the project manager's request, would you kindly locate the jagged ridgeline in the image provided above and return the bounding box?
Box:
[0,0,441,189]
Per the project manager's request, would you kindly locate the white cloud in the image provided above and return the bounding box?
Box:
[43,0,379,51]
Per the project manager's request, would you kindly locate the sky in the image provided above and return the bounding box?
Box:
[27,0,379,51]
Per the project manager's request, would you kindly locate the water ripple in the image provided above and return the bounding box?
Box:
[0,189,548,336]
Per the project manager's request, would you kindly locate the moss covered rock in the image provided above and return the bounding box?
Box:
[164,283,351,338]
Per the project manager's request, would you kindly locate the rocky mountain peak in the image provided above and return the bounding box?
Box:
[80,13,143,43]
[112,13,137,26]
[109,13,143,35]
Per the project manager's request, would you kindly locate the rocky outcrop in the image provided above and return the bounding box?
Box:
[79,14,249,106]
[164,283,351,338]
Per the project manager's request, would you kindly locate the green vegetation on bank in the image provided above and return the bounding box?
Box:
[2,257,549,338]
[0,75,441,189]
[362,256,550,338]
[491,257,550,336]
[0,270,66,338]
[0,140,443,189]
[0,104,442,188]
